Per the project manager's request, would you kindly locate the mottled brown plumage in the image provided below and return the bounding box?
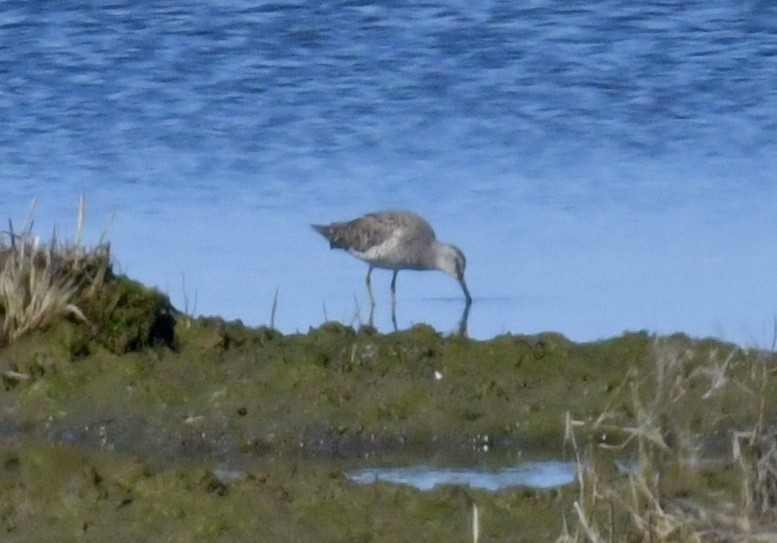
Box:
[312,210,471,305]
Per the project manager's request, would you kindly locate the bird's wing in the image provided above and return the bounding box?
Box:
[314,211,435,252]
[340,213,399,252]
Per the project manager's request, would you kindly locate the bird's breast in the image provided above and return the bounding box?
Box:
[349,235,427,270]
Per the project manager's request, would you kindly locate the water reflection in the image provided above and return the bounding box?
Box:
[367,296,471,336]
[348,461,576,491]
[457,300,471,337]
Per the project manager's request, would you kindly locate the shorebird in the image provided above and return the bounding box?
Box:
[312,211,472,306]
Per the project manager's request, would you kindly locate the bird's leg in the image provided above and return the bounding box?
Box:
[390,270,398,307]
[460,278,472,306]
[365,266,376,306]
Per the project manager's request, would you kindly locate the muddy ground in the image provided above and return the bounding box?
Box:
[0,276,775,541]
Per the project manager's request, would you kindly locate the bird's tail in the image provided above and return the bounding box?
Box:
[312,224,340,249]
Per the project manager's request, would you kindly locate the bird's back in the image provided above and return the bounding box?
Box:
[314,211,436,253]
[312,210,441,270]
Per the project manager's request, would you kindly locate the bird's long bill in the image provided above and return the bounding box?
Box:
[460,278,472,305]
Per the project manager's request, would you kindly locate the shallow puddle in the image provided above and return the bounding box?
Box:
[347,460,576,491]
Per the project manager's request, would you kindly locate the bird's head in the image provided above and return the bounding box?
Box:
[437,244,467,281]
[436,244,472,304]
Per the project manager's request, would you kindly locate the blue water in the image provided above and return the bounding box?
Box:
[2,2,776,345]
[348,460,576,491]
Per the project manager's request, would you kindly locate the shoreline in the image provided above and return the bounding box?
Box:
[1,226,775,540]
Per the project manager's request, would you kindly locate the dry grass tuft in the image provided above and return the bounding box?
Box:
[0,197,111,346]
[560,338,777,542]
[735,426,777,528]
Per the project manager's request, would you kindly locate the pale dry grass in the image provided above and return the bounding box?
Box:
[559,338,777,543]
[0,197,111,346]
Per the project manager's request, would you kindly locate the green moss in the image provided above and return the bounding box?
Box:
[76,275,175,354]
